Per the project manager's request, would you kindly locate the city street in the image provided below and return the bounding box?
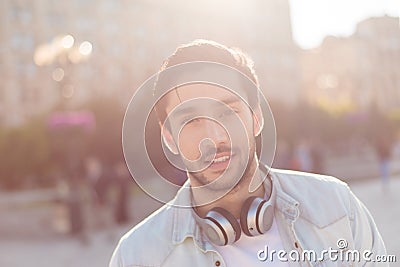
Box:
[0,175,399,267]
[1,1,399,267]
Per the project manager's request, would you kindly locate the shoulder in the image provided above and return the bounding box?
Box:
[111,204,176,267]
[271,168,351,227]
[272,168,349,194]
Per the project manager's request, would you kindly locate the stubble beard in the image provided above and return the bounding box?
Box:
[188,141,257,194]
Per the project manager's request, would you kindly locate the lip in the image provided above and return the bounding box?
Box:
[208,153,233,170]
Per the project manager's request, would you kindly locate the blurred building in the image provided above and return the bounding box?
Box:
[0,0,299,127]
[301,15,400,114]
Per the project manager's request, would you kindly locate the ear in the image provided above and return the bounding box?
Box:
[160,121,179,155]
[252,104,264,137]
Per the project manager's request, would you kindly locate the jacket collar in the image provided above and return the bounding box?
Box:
[170,165,300,251]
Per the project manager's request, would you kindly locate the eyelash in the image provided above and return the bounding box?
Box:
[221,109,239,117]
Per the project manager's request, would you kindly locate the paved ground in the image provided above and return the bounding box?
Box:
[349,176,400,260]
[0,175,399,267]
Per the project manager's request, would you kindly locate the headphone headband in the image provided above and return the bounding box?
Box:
[191,165,276,246]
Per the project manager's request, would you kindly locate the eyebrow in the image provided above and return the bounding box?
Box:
[171,96,241,119]
[221,96,241,105]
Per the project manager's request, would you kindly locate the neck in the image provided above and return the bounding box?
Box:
[191,159,269,219]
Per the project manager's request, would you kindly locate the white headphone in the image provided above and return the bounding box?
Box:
[192,165,276,246]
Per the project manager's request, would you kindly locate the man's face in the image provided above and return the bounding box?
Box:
[159,83,259,191]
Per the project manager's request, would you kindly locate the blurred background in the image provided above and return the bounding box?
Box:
[0,0,399,266]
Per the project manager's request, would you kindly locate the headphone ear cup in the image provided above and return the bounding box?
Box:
[240,197,274,236]
[203,207,241,246]
[240,196,258,236]
[257,200,274,234]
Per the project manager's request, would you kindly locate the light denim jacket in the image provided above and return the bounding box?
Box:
[110,168,387,267]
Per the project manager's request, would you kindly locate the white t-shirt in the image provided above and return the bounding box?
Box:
[213,218,290,266]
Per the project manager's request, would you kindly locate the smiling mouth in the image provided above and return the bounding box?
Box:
[206,153,233,170]
[212,155,230,163]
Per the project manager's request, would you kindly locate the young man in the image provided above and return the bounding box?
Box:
[110,40,387,266]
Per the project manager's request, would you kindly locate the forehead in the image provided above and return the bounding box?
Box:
[161,83,248,114]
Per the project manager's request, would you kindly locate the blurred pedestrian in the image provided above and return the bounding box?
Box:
[114,162,131,224]
[310,139,324,174]
[375,138,392,191]
[273,139,292,169]
[294,139,313,172]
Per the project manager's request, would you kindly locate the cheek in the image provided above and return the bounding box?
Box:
[177,127,203,160]
[237,111,255,137]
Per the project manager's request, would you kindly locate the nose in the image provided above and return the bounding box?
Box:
[203,119,228,145]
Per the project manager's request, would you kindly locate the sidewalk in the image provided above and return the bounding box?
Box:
[348,176,400,260]
[0,176,399,267]
[0,190,162,267]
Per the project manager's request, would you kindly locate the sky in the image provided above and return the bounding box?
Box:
[288,0,400,49]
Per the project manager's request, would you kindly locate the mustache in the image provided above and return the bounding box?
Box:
[202,144,239,161]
